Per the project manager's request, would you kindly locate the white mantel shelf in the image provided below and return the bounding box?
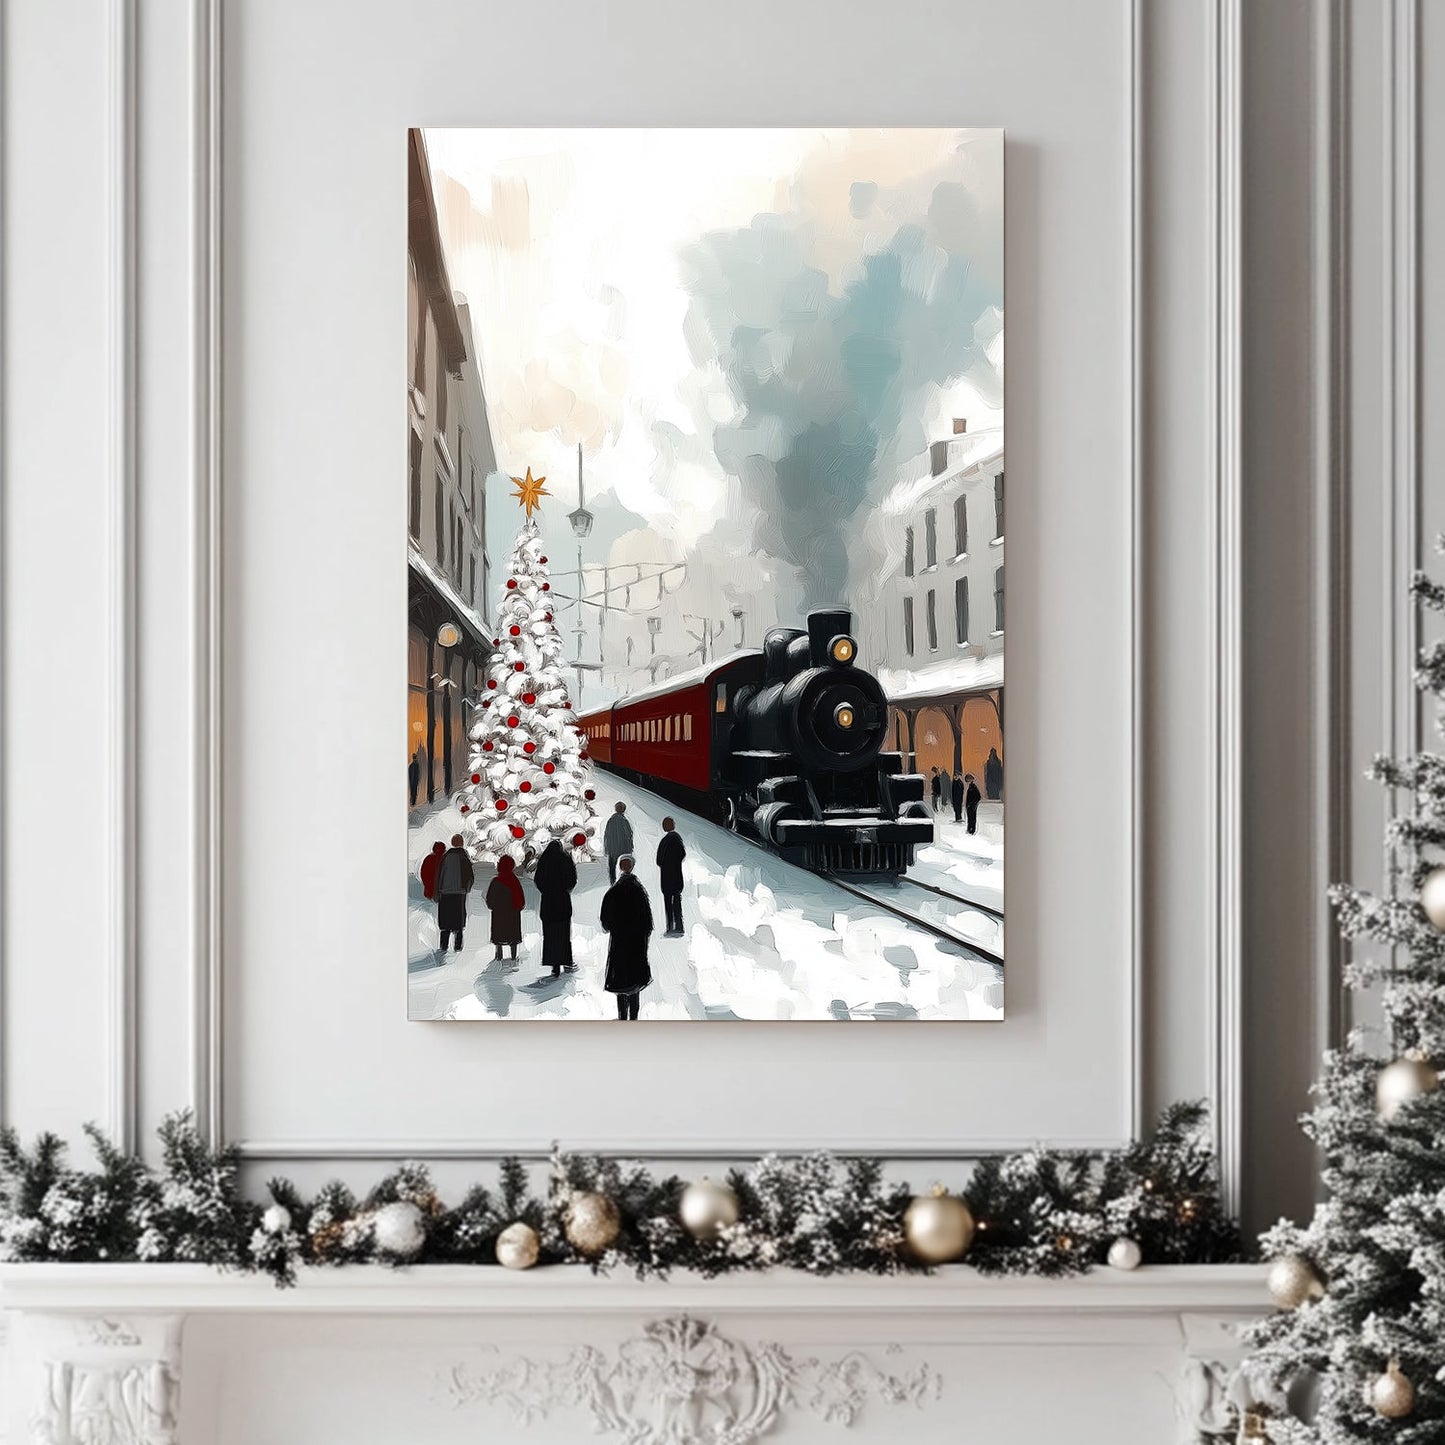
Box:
[0,1261,1270,1316]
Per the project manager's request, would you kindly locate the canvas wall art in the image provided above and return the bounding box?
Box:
[407,127,1004,1021]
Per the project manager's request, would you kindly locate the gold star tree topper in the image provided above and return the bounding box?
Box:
[510,467,549,517]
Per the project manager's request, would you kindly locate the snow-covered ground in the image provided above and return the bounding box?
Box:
[408,772,1005,1022]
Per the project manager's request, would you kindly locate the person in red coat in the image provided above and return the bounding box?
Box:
[419,841,445,900]
[485,854,525,962]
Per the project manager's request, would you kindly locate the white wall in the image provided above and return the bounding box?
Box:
[1,0,1439,1242]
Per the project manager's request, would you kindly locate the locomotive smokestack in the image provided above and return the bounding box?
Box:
[808,610,853,667]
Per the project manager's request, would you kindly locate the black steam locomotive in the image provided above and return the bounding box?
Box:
[577,608,933,876]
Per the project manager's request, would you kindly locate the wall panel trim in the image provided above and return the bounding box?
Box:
[107,0,139,1155]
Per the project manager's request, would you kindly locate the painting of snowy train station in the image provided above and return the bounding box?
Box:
[406,127,1004,1021]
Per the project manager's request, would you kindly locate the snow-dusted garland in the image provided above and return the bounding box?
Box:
[0,1103,1238,1287]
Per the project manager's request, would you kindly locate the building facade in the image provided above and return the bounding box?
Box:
[407,129,496,805]
[856,425,1004,798]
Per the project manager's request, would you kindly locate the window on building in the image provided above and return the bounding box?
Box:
[995,565,1005,632]
[904,527,915,577]
[413,291,426,392]
[434,477,444,562]
[453,515,463,586]
[994,472,1005,539]
[903,595,915,655]
[953,494,968,555]
[926,589,938,651]
[930,439,949,476]
[469,555,476,605]
[436,367,449,436]
[955,576,969,644]
[409,432,422,540]
[924,508,937,568]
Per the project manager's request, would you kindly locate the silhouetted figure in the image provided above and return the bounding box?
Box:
[600,855,653,1020]
[950,772,965,823]
[939,768,952,815]
[485,854,524,962]
[533,839,577,976]
[656,816,687,936]
[419,841,445,900]
[929,766,942,813]
[985,747,1003,801]
[964,774,982,835]
[603,801,634,886]
[408,749,422,807]
[435,834,474,953]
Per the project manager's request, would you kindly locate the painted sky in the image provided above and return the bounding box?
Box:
[424,128,1002,697]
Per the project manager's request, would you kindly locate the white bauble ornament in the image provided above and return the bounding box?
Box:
[1376,1052,1439,1122]
[565,1191,621,1256]
[1265,1253,1324,1310]
[1107,1237,1143,1271]
[261,1203,292,1235]
[1369,1361,1415,1419]
[679,1177,740,1242]
[494,1221,540,1270]
[1420,866,1445,930]
[903,1185,975,1264]
[372,1200,426,1258]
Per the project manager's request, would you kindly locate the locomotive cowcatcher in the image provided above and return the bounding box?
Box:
[577,609,933,875]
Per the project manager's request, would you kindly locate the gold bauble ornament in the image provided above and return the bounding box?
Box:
[1265,1253,1324,1310]
[903,1184,975,1264]
[1369,1360,1415,1419]
[1376,1051,1439,1122]
[494,1221,540,1270]
[564,1190,621,1255]
[1420,865,1445,930]
[679,1177,740,1242]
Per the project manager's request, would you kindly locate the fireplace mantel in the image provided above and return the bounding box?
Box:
[1,1265,1270,1443]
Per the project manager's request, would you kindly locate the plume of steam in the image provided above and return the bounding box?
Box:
[680,178,1000,609]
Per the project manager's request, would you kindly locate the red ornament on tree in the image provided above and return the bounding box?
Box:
[459,805,470,815]
[514,661,525,672]
[510,825,525,839]
[506,579,517,590]
[482,741,493,751]
[572,833,586,846]
[542,762,555,774]
[521,692,536,705]
[584,789,595,801]
[519,781,532,793]
[487,678,498,689]
[523,742,536,754]
[541,582,550,591]
[539,555,548,563]
[509,625,521,636]
[495,799,508,812]
[470,772,481,784]
[507,714,520,728]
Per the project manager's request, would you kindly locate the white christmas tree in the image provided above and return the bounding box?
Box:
[456,470,601,868]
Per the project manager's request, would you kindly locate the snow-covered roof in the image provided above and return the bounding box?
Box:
[877,650,1004,702]
[599,650,758,711]
[882,430,1005,516]
[408,544,489,642]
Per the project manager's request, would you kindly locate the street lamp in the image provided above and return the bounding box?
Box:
[569,444,595,705]
[647,614,663,683]
[436,621,461,648]
[730,605,745,648]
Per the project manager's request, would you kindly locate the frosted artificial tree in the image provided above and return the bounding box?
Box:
[1243,563,1445,1441]
[456,470,601,869]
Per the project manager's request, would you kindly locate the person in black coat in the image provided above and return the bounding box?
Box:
[600,855,653,1020]
[533,839,578,976]
[435,833,475,953]
[984,746,1004,801]
[964,773,982,834]
[656,816,687,936]
[929,766,942,813]
[950,772,965,823]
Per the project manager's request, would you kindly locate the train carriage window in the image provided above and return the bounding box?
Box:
[665,716,673,742]
[674,714,681,739]
[715,684,727,713]
[683,715,692,741]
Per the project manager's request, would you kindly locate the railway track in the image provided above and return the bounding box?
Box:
[819,873,1005,970]
[896,874,1004,925]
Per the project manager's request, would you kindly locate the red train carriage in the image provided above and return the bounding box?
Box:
[576,609,932,876]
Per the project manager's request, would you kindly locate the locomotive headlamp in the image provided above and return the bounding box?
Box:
[829,635,856,664]
[834,703,856,730]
